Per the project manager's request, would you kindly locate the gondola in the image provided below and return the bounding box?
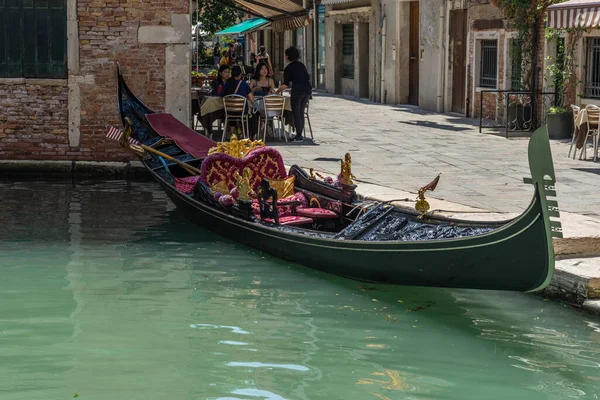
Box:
[114,66,562,291]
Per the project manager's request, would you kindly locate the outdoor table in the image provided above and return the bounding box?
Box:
[573,108,598,154]
[199,96,224,137]
[199,95,294,140]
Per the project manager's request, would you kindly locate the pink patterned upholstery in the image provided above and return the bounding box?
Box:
[199,147,287,194]
[296,207,338,219]
[251,192,308,218]
[175,175,202,194]
[263,215,314,226]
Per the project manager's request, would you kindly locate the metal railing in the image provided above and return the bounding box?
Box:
[478,90,556,138]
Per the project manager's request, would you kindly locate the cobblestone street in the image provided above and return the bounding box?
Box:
[269,93,600,216]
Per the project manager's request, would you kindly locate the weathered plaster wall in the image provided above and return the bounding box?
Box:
[419,0,445,111]
[324,4,372,98]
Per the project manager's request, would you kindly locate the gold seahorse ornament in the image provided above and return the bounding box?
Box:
[340,153,356,185]
[234,167,255,201]
[415,173,441,218]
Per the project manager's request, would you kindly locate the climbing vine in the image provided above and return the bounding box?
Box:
[492,0,560,91]
[545,27,586,111]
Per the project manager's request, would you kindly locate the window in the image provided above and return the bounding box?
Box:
[585,38,600,98]
[479,39,497,88]
[510,39,522,91]
[342,24,354,79]
[0,0,67,78]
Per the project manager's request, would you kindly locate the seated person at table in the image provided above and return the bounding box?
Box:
[249,62,275,97]
[210,64,230,96]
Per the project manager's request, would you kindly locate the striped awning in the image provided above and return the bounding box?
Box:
[228,0,311,32]
[320,0,356,4]
[233,0,307,19]
[547,0,600,29]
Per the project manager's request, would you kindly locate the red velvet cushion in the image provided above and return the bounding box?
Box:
[263,216,314,226]
[296,207,338,219]
[175,175,202,194]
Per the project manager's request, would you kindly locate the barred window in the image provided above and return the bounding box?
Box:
[479,39,497,88]
[342,24,354,79]
[0,0,67,78]
[585,38,600,99]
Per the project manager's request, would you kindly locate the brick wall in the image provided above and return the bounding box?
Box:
[0,82,70,159]
[0,0,188,162]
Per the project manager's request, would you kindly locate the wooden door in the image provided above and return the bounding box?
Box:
[409,2,419,105]
[450,9,467,113]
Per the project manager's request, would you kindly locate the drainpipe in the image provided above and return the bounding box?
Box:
[380,3,387,104]
[436,4,445,112]
[313,4,318,87]
[303,0,308,65]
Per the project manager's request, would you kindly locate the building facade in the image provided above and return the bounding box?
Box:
[0,0,191,162]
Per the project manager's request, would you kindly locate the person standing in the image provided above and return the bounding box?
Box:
[256,45,273,77]
[219,50,230,67]
[213,43,220,68]
[276,46,312,142]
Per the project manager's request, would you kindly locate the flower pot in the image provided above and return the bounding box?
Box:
[546,112,573,140]
[208,75,217,80]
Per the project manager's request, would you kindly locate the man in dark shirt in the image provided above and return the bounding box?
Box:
[276,46,312,142]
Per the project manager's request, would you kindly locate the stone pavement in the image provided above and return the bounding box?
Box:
[270,93,600,217]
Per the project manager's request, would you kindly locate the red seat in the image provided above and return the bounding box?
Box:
[296,207,338,219]
[263,215,314,226]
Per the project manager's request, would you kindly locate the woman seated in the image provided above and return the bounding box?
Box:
[249,62,275,97]
[210,64,230,96]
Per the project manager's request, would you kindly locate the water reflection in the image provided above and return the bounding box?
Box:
[1,180,600,400]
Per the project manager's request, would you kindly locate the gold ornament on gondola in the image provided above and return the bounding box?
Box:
[234,167,255,201]
[415,173,441,218]
[339,153,356,185]
[208,134,264,158]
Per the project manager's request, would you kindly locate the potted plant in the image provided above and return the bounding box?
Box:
[208,69,218,80]
[546,106,572,139]
[545,29,584,139]
[191,70,202,86]
[198,72,206,85]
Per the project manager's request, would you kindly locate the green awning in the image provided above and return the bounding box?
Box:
[215,18,269,35]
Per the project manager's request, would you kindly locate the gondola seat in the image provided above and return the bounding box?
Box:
[255,179,313,227]
[295,207,338,219]
[199,146,287,195]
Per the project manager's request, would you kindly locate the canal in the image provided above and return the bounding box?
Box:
[1,180,599,399]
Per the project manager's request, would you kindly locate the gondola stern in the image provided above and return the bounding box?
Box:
[524,126,561,291]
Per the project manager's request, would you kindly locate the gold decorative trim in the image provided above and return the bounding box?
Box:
[208,134,265,158]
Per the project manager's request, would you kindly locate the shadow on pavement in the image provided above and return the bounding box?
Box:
[574,167,600,175]
[397,120,471,132]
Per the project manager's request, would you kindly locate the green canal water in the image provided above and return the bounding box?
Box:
[1,180,599,400]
